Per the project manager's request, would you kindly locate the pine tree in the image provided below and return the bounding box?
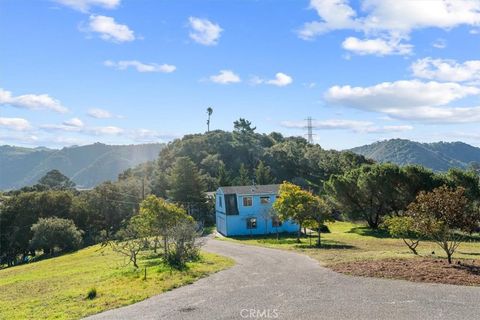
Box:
[255,161,274,185]
[236,163,251,185]
[168,157,207,221]
[217,163,231,186]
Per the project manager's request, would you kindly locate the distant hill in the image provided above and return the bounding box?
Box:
[349,139,480,171]
[0,143,164,190]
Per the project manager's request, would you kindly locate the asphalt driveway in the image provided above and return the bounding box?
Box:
[86,238,480,320]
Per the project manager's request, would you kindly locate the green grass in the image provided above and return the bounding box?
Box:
[0,245,234,320]
[219,221,480,265]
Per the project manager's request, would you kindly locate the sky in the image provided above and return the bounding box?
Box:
[2,0,480,150]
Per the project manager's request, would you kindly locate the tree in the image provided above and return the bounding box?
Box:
[255,161,274,185]
[137,195,186,257]
[30,217,82,255]
[406,186,479,263]
[110,219,145,269]
[207,107,213,132]
[273,182,314,242]
[384,216,420,255]
[217,163,231,187]
[235,163,251,186]
[325,164,408,229]
[233,118,261,168]
[166,215,200,268]
[306,196,333,247]
[37,170,75,190]
[168,157,207,222]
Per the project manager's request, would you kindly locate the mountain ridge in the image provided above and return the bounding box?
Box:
[0,142,164,190]
[349,139,480,171]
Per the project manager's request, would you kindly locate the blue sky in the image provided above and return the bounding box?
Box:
[2,0,480,150]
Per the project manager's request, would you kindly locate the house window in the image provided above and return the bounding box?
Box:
[260,196,270,205]
[243,196,253,207]
[247,217,257,229]
[219,196,223,208]
[272,216,282,227]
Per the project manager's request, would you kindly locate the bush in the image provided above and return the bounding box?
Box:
[30,217,83,255]
[166,217,201,268]
[86,287,97,300]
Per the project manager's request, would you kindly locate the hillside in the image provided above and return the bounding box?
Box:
[0,143,164,190]
[350,139,480,171]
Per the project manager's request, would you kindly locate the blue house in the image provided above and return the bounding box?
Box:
[215,184,299,236]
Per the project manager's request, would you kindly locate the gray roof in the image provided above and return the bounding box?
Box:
[218,184,280,195]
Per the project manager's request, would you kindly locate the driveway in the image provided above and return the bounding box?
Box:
[86,238,480,320]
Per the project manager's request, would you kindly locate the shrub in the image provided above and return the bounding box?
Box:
[30,217,83,255]
[166,217,201,268]
[86,287,97,300]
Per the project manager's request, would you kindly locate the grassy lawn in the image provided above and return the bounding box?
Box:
[218,221,480,266]
[0,245,233,320]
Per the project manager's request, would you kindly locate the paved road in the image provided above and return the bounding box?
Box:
[86,238,480,320]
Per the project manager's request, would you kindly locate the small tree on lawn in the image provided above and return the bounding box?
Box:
[273,182,315,243]
[166,215,201,268]
[111,219,145,269]
[406,186,479,264]
[138,195,186,258]
[384,216,420,255]
[306,196,334,247]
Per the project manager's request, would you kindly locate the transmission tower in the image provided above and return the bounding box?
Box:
[305,116,315,144]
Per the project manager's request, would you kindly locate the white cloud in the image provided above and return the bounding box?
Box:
[86,15,135,43]
[342,36,412,56]
[299,0,480,55]
[432,38,447,49]
[253,73,293,87]
[87,108,114,119]
[209,70,241,84]
[325,80,480,123]
[188,17,222,46]
[89,126,123,135]
[104,60,176,73]
[267,73,293,87]
[63,117,84,127]
[0,88,67,113]
[411,57,480,82]
[55,0,120,12]
[280,118,413,133]
[0,117,31,131]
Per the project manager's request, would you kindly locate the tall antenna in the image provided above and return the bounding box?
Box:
[305,116,315,144]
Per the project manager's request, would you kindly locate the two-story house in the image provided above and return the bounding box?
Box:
[215,184,299,236]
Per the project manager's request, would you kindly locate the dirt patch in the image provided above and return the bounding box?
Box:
[330,258,480,286]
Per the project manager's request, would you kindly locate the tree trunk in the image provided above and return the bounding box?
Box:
[317,226,321,247]
[297,224,302,243]
[163,236,168,258]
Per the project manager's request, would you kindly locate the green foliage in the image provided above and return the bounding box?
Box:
[37,169,75,190]
[325,163,409,229]
[273,182,316,242]
[235,163,251,185]
[166,216,200,268]
[30,217,83,255]
[255,160,274,185]
[168,157,209,223]
[384,216,420,255]
[406,186,480,263]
